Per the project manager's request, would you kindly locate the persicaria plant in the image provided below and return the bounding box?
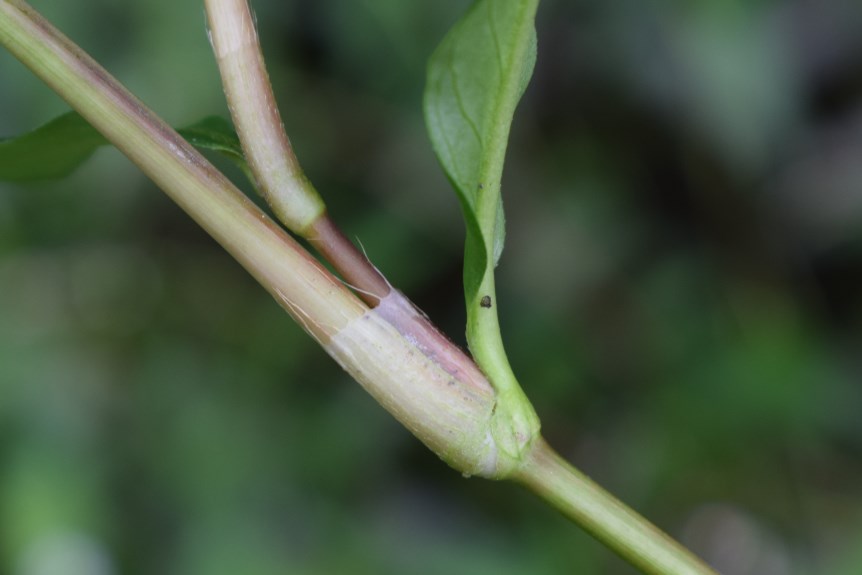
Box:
[0,1,719,573]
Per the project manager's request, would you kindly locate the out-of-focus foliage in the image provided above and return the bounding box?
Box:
[0,112,246,182]
[1,0,862,574]
[0,113,109,182]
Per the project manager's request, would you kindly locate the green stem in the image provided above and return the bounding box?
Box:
[466,0,542,464]
[515,439,719,575]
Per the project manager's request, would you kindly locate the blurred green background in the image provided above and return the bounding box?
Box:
[2,0,862,573]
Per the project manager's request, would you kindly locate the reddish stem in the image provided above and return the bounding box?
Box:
[307,214,392,306]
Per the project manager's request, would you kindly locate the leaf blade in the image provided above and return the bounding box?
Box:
[0,112,247,182]
[0,111,107,181]
[177,115,245,167]
[425,0,537,288]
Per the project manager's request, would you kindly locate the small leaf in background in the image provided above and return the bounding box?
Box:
[177,115,245,169]
[424,0,537,300]
[0,112,246,182]
[0,112,106,182]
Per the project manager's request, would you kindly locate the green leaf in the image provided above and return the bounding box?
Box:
[425,0,537,291]
[0,112,106,181]
[0,112,246,182]
[423,0,541,461]
[176,115,246,170]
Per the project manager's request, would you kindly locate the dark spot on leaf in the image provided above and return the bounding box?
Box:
[480,295,492,308]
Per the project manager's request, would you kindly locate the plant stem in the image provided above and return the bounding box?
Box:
[515,439,719,575]
[0,1,722,571]
[203,0,324,235]
[205,0,390,305]
[0,0,515,480]
[204,0,496,436]
[307,214,391,305]
[0,0,364,341]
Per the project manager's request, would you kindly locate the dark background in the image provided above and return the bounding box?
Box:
[2,0,862,573]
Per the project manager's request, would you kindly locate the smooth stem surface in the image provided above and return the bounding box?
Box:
[516,439,718,575]
[0,0,366,343]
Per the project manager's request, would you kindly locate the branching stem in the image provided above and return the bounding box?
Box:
[0,1,721,572]
[0,0,364,343]
[205,0,390,305]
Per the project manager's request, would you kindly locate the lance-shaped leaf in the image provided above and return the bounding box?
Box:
[424,0,541,460]
[425,0,537,293]
[0,111,246,182]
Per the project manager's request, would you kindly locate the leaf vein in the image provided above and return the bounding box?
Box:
[487,0,506,75]
[446,44,484,180]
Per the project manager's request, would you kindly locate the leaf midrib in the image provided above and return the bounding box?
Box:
[472,0,539,262]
